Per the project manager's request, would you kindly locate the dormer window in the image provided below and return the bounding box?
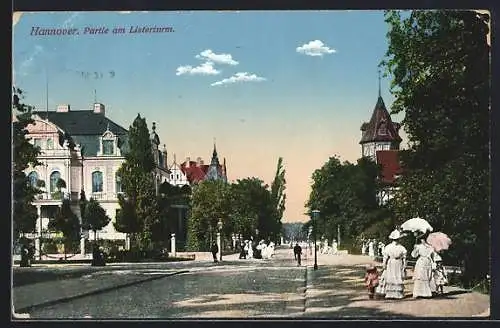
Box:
[46,138,54,149]
[378,121,388,135]
[103,140,114,155]
[98,125,120,156]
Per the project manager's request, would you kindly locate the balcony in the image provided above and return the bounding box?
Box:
[89,192,123,201]
[34,191,70,202]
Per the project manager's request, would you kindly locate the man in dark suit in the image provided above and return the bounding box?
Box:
[293,243,303,266]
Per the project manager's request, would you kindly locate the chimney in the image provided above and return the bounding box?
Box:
[186,157,191,168]
[57,104,70,112]
[196,157,203,166]
[93,103,105,115]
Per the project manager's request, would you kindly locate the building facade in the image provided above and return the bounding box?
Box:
[359,92,402,205]
[180,143,228,184]
[24,103,170,256]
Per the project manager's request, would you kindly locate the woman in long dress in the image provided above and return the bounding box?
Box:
[411,235,435,298]
[382,230,407,299]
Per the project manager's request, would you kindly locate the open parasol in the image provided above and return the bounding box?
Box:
[400,217,433,233]
[426,232,452,252]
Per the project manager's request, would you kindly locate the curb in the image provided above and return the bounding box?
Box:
[15,270,189,314]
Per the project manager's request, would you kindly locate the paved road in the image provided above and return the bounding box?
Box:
[14,247,490,319]
[23,249,308,319]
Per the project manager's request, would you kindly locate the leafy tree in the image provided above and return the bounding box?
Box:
[381,10,490,286]
[48,199,80,256]
[306,156,384,247]
[230,178,274,240]
[115,114,161,251]
[12,88,41,238]
[186,180,232,251]
[82,198,111,241]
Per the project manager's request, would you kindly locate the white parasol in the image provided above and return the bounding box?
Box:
[400,217,433,233]
[426,232,452,252]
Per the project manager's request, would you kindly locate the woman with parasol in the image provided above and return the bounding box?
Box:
[411,231,435,298]
[382,229,407,299]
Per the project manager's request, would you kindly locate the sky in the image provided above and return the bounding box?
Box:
[12,10,408,223]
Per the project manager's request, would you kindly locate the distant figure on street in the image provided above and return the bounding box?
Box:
[211,242,219,263]
[293,243,303,266]
[239,241,247,259]
[332,239,338,255]
[368,239,375,258]
[361,241,367,255]
[20,243,31,267]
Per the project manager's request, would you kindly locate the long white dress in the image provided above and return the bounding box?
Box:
[383,241,407,299]
[368,241,375,257]
[411,243,434,298]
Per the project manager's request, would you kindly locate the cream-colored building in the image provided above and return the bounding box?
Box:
[24,103,170,257]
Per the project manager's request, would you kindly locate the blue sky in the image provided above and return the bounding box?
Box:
[13,11,406,222]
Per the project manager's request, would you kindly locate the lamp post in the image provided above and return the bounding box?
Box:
[217,219,223,261]
[311,210,320,270]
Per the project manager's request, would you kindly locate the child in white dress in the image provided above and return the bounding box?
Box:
[433,259,448,295]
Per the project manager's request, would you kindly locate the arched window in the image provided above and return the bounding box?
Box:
[92,171,104,193]
[46,138,54,149]
[115,173,122,193]
[28,171,38,188]
[50,171,61,192]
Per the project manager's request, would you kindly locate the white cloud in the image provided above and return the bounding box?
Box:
[176,61,220,76]
[196,49,239,66]
[211,72,266,86]
[296,40,336,57]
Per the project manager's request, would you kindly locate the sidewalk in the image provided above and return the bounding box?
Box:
[13,268,188,314]
[303,253,490,318]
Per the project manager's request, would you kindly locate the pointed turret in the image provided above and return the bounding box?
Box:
[359,73,402,160]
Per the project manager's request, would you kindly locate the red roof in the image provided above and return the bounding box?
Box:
[376,150,402,184]
[180,161,226,184]
[180,161,209,184]
[360,96,402,145]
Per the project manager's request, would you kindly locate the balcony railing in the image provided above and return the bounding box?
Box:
[35,191,70,201]
[89,192,123,201]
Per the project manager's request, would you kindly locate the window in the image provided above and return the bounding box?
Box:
[115,173,122,193]
[92,171,103,192]
[50,171,61,192]
[103,140,114,155]
[28,171,38,188]
[378,122,388,135]
[33,138,42,149]
[176,174,179,180]
[46,138,54,149]
[170,174,174,179]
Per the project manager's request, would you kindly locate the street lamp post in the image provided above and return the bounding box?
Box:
[311,210,320,270]
[217,219,223,261]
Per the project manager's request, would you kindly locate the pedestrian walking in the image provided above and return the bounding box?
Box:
[411,233,435,298]
[239,241,247,259]
[211,242,219,263]
[432,254,448,295]
[293,243,302,266]
[382,229,407,299]
[364,264,380,299]
[368,239,375,258]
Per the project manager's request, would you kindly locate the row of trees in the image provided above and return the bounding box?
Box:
[305,10,490,286]
[186,158,286,251]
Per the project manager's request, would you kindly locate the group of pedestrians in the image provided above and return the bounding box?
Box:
[364,229,448,300]
[361,239,385,258]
